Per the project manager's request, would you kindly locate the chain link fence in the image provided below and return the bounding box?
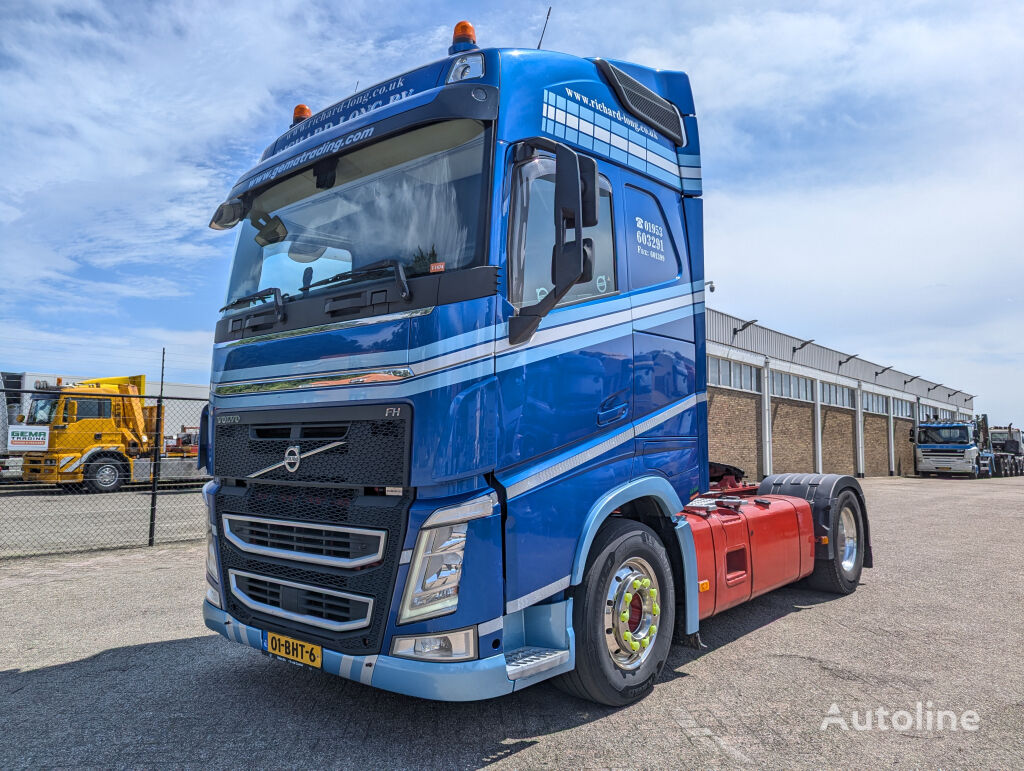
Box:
[1,388,209,558]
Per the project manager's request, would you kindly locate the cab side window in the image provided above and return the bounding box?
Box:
[509,157,616,309]
[624,185,685,290]
[74,398,112,419]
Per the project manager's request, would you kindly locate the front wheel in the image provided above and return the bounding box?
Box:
[554,518,675,706]
[84,458,127,493]
[806,488,864,594]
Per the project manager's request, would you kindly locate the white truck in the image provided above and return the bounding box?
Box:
[1,372,64,479]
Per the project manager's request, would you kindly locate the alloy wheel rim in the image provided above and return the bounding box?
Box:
[838,506,859,574]
[604,556,661,671]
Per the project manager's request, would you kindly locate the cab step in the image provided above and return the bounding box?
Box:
[504,646,569,680]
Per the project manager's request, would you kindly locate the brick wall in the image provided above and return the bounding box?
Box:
[821,407,856,475]
[708,387,763,479]
[770,398,814,473]
[894,418,915,476]
[863,414,890,476]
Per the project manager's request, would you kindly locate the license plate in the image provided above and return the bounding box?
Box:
[937,466,951,471]
[267,632,321,668]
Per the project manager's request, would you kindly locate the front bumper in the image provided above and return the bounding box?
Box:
[203,601,515,701]
[918,457,972,473]
[21,456,73,483]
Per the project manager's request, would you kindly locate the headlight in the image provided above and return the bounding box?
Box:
[399,523,467,623]
[446,53,485,83]
[398,494,496,624]
[391,627,477,662]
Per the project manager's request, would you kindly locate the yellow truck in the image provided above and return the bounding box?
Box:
[15,375,205,492]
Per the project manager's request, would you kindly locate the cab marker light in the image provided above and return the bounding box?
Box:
[698,580,710,593]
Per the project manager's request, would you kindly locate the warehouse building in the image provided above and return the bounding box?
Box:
[706,309,973,479]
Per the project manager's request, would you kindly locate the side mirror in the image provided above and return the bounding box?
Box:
[509,138,593,346]
[16,414,25,423]
[66,401,78,423]
[578,155,599,228]
[908,428,915,443]
[209,198,246,231]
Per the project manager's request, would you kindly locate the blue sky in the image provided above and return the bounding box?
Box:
[1,0,1022,420]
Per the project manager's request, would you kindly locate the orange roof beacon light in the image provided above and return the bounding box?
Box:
[291,104,312,127]
[449,20,478,55]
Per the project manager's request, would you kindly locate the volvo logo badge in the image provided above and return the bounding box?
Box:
[284,445,301,473]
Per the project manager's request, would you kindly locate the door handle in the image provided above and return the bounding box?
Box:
[597,403,628,425]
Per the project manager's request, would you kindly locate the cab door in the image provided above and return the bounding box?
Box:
[496,155,629,464]
[495,153,632,604]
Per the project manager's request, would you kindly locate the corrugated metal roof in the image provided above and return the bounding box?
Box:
[707,308,974,411]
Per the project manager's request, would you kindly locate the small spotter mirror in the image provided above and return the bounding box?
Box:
[209,198,246,231]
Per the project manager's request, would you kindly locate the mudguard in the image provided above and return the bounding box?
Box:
[757,474,872,568]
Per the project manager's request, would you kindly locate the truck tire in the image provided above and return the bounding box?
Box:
[84,457,127,493]
[554,518,675,707]
[805,488,865,594]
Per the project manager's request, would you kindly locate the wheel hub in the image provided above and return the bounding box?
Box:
[604,557,660,671]
[95,464,119,487]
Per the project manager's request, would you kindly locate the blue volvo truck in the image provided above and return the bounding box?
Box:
[200,22,871,705]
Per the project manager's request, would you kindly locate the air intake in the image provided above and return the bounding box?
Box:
[595,60,685,145]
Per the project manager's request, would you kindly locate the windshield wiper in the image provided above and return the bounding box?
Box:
[304,259,411,301]
[219,287,286,322]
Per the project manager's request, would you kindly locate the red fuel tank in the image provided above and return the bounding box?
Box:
[684,495,815,619]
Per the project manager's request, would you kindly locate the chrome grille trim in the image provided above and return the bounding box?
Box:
[228,569,373,632]
[222,514,386,569]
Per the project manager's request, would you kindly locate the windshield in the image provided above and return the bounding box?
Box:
[26,397,58,425]
[224,119,489,308]
[918,426,969,444]
[991,431,1008,442]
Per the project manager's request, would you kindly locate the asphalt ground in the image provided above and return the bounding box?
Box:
[0,482,205,557]
[1,476,1022,769]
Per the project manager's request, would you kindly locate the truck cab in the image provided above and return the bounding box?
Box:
[17,376,206,492]
[201,23,870,705]
[989,425,1023,477]
[912,420,991,478]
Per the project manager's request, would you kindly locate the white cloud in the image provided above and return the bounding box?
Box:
[0,318,212,384]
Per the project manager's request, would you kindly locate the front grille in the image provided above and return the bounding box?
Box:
[222,514,385,568]
[236,572,281,605]
[230,570,373,632]
[215,481,410,655]
[213,404,410,485]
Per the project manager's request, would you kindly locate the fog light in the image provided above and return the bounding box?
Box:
[391,627,477,662]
